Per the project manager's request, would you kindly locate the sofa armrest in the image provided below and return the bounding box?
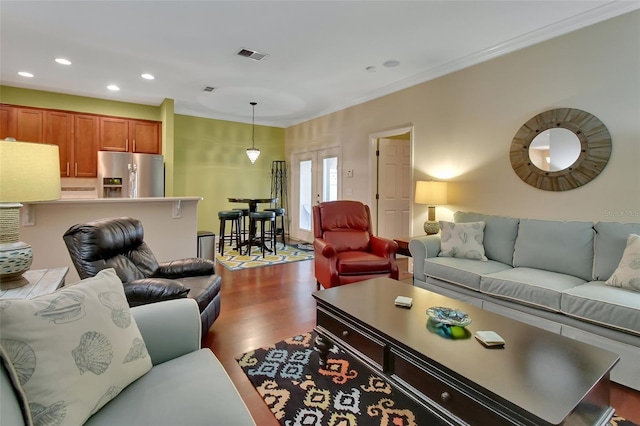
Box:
[131,298,202,366]
[409,235,441,278]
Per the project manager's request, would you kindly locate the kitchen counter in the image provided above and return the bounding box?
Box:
[20,197,203,283]
[37,196,202,203]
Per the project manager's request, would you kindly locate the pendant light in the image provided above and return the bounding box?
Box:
[246,101,260,164]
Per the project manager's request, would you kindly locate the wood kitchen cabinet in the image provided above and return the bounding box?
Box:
[0,105,45,142]
[44,110,74,177]
[0,106,13,139]
[2,104,158,177]
[100,117,161,154]
[41,110,98,178]
[73,115,99,177]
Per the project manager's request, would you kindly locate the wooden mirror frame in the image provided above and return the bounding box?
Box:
[510,108,611,191]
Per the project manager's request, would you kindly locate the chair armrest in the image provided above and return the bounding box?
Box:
[409,235,441,279]
[131,298,202,365]
[156,258,215,278]
[370,236,399,258]
[314,238,337,258]
[124,278,189,307]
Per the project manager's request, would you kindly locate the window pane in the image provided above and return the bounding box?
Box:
[299,159,312,231]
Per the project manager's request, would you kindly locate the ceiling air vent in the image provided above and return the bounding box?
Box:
[202,86,215,92]
[236,48,268,62]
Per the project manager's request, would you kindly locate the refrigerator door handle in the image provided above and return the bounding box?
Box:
[128,163,138,198]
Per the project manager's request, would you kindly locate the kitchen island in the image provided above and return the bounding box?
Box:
[19,197,202,284]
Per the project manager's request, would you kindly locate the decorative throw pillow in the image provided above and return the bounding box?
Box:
[605,234,640,292]
[0,268,152,426]
[438,221,488,261]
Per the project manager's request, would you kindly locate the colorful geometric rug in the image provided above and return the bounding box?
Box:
[237,331,638,426]
[216,244,313,271]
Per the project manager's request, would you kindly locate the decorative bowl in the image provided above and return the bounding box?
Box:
[426,306,471,327]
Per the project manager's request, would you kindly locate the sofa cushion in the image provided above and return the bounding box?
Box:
[454,211,520,265]
[561,281,640,336]
[84,349,254,426]
[438,221,488,261]
[0,269,152,426]
[480,267,585,312]
[605,234,640,292]
[594,222,640,281]
[513,219,594,281]
[424,257,511,291]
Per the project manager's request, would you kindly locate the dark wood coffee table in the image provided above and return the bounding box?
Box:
[312,277,618,426]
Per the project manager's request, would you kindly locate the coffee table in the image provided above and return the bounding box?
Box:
[312,277,618,426]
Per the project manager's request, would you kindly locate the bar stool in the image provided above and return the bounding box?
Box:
[247,210,276,258]
[217,210,243,256]
[264,207,286,249]
[232,208,250,243]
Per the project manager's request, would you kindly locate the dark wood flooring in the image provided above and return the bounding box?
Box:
[203,257,640,425]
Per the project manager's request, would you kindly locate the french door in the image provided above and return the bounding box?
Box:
[291,147,340,242]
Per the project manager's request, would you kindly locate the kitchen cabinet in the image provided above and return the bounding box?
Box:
[74,115,99,177]
[42,110,98,178]
[0,105,16,139]
[44,111,74,177]
[2,104,158,177]
[0,105,45,142]
[100,117,161,154]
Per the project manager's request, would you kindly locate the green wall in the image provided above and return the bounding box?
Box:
[0,85,161,120]
[1,85,286,232]
[174,114,285,233]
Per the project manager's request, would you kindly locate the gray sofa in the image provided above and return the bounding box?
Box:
[409,211,640,391]
[1,298,255,426]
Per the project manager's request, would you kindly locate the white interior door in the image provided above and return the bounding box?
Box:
[376,138,411,239]
[291,147,340,242]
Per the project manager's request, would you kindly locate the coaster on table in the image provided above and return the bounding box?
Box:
[474,330,505,348]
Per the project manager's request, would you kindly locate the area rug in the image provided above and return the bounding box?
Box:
[293,243,314,251]
[237,331,637,426]
[216,244,313,271]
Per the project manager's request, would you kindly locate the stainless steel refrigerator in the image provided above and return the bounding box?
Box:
[97,151,164,198]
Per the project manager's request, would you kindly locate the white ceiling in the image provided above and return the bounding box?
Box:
[1,1,638,128]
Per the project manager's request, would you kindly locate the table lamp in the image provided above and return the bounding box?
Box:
[415,180,448,235]
[0,141,61,288]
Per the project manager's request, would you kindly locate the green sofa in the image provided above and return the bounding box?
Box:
[1,298,255,426]
[410,211,640,391]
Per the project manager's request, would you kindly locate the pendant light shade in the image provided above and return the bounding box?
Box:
[246,102,260,164]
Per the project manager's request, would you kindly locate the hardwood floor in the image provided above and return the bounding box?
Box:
[203,258,640,425]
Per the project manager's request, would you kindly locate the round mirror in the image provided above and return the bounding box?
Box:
[510,108,611,191]
[529,128,581,172]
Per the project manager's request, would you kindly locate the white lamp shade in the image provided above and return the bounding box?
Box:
[415,181,447,205]
[0,141,61,202]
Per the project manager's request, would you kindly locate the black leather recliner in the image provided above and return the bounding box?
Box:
[63,217,221,335]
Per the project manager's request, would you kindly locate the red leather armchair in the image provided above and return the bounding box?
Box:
[313,200,399,289]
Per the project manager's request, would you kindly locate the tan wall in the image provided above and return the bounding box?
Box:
[285,11,640,233]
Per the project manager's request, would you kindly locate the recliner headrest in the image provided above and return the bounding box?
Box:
[63,217,145,261]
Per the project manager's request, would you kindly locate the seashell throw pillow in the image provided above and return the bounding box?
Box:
[605,234,640,292]
[438,221,488,261]
[0,268,152,426]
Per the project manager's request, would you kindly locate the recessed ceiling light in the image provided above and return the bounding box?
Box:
[141,73,155,80]
[383,60,400,68]
[366,66,377,73]
[18,71,34,78]
[107,84,120,91]
[55,58,72,65]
